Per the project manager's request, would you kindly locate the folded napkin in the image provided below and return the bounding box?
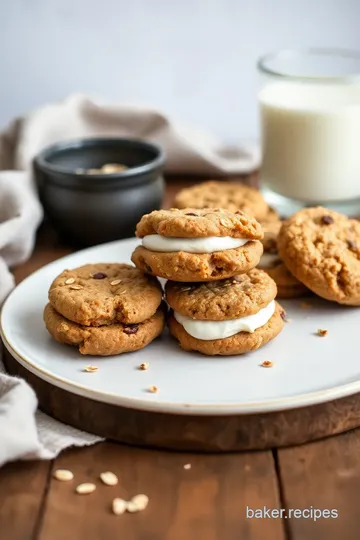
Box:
[0,94,259,466]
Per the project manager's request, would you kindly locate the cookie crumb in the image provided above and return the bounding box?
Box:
[83,365,98,373]
[261,360,273,368]
[139,362,149,370]
[148,385,158,393]
[300,301,312,309]
[65,277,75,285]
[317,329,328,337]
[284,317,292,323]
[321,215,334,225]
[183,463,191,470]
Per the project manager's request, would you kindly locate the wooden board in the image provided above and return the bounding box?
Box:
[4,346,360,452]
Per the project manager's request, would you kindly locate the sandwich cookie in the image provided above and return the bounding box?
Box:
[131,208,264,282]
[165,269,284,356]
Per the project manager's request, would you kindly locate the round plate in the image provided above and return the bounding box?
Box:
[1,237,360,416]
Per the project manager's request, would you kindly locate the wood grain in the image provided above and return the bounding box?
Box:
[39,442,284,540]
[0,460,51,540]
[277,429,360,540]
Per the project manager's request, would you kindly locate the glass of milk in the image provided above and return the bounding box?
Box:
[258,49,360,216]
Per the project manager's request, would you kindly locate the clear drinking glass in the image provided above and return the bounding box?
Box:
[258,49,360,216]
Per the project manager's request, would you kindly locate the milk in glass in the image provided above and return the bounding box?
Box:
[260,82,360,202]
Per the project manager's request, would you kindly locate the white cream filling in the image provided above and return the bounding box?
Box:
[258,252,281,268]
[142,234,249,253]
[174,300,275,341]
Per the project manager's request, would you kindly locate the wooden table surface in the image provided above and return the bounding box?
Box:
[1,178,360,540]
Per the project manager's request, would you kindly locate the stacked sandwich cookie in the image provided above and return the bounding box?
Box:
[132,208,284,356]
[165,270,284,356]
[44,263,165,355]
[131,208,263,281]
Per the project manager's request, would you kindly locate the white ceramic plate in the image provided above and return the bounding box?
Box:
[1,237,360,416]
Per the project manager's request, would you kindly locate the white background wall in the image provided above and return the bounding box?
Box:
[0,0,359,142]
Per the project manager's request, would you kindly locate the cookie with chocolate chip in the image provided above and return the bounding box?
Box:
[278,207,360,305]
[165,268,284,356]
[48,263,163,326]
[132,208,264,282]
[136,206,263,238]
[44,303,165,356]
[166,269,277,320]
[173,180,279,222]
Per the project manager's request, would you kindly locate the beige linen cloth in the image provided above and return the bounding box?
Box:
[0,94,259,466]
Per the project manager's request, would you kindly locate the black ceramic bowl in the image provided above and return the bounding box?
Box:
[34,138,165,246]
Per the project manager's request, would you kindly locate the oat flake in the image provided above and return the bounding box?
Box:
[53,469,74,481]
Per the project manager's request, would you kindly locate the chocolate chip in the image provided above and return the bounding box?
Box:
[185,212,198,216]
[93,272,107,279]
[123,324,139,335]
[144,263,152,273]
[321,215,334,225]
[347,239,358,250]
[280,310,286,320]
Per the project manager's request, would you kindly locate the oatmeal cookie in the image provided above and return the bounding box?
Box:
[49,263,163,326]
[278,207,360,305]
